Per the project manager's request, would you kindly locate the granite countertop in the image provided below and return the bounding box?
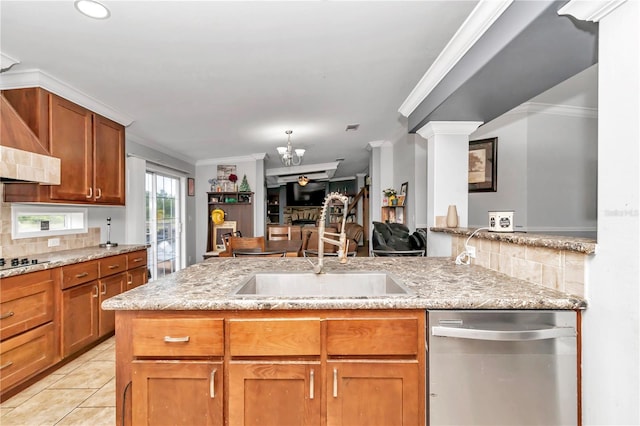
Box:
[102,257,586,311]
[431,227,596,254]
[0,245,149,279]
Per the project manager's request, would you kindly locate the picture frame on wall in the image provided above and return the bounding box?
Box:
[469,137,498,192]
[400,181,408,196]
[187,177,195,196]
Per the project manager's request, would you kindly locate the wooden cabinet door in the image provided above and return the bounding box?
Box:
[62,281,99,357]
[125,267,147,291]
[326,362,420,426]
[132,360,223,426]
[93,114,125,205]
[48,94,93,202]
[228,362,321,426]
[98,273,124,337]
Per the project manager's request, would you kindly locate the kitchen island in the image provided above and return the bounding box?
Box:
[104,257,585,425]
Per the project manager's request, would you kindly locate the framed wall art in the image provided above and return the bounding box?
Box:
[187,177,195,196]
[468,137,498,192]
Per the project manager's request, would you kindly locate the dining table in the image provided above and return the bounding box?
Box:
[204,239,303,258]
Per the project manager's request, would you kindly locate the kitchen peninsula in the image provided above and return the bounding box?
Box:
[104,256,585,425]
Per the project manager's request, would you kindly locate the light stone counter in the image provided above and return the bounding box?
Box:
[0,245,149,279]
[431,227,596,254]
[102,257,586,311]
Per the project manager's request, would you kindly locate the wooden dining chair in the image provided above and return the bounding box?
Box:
[268,225,291,241]
[227,236,266,252]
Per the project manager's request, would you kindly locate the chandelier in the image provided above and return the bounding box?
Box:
[277,130,305,166]
[298,175,309,186]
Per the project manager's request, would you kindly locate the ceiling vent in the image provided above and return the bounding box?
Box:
[345,124,360,131]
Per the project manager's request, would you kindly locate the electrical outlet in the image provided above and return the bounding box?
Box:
[467,245,476,258]
[48,238,60,247]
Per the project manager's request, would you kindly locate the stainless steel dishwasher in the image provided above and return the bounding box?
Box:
[428,310,578,426]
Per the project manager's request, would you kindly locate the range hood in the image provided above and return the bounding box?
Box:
[0,94,60,184]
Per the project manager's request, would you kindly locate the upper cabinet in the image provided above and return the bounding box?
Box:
[3,88,125,205]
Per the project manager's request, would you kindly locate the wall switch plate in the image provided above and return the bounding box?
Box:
[48,238,60,247]
[467,246,476,258]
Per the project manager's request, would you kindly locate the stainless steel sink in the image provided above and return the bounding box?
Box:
[229,271,413,297]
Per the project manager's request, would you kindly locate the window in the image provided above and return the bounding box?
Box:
[11,205,88,239]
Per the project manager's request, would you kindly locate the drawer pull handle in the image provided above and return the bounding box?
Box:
[210,368,217,398]
[101,283,107,295]
[1,311,15,320]
[163,336,190,343]
[132,257,143,263]
[127,274,133,285]
[86,187,93,199]
[108,264,120,269]
[93,285,99,298]
[0,361,13,370]
[310,369,315,400]
[333,368,338,398]
[96,188,102,200]
[75,272,89,278]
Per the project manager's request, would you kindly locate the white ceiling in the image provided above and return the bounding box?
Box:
[0,1,479,179]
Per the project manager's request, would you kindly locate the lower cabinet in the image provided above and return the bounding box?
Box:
[98,272,126,337]
[0,323,56,391]
[62,281,100,357]
[326,362,420,426]
[228,362,321,426]
[116,310,425,426]
[132,360,223,426]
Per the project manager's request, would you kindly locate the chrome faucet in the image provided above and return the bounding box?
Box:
[313,192,350,274]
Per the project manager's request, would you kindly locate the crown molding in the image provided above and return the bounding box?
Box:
[126,132,196,165]
[416,121,483,140]
[558,0,626,22]
[398,0,513,117]
[0,52,20,72]
[196,154,261,166]
[367,140,393,150]
[0,68,134,126]
[507,102,598,118]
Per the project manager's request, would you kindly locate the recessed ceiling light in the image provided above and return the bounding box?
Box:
[74,0,110,19]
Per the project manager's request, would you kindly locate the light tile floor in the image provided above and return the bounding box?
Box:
[1,337,116,426]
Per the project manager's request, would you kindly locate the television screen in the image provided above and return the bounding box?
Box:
[286,182,326,206]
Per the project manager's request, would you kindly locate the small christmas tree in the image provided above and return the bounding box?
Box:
[239,174,251,192]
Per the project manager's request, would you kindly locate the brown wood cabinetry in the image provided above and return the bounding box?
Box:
[61,252,147,357]
[130,316,224,425]
[207,192,254,251]
[125,250,148,291]
[0,270,57,395]
[2,88,125,205]
[115,310,425,426]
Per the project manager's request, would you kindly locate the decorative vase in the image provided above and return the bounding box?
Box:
[446,205,458,228]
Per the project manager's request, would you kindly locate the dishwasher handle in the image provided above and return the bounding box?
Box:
[432,324,575,341]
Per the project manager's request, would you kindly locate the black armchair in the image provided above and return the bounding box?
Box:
[371,221,426,254]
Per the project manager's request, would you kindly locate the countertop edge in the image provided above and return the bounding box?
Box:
[430,227,596,254]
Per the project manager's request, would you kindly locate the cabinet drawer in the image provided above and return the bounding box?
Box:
[326,318,418,356]
[229,319,321,356]
[1,271,54,341]
[99,255,126,277]
[61,261,98,289]
[0,322,56,391]
[133,318,224,357]
[127,250,147,269]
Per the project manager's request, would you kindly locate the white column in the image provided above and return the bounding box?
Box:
[367,141,394,224]
[416,121,482,256]
[559,1,640,424]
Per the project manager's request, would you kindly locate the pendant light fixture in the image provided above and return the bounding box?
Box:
[277,130,305,166]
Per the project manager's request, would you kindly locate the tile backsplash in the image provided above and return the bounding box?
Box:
[0,184,100,258]
[451,235,586,297]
